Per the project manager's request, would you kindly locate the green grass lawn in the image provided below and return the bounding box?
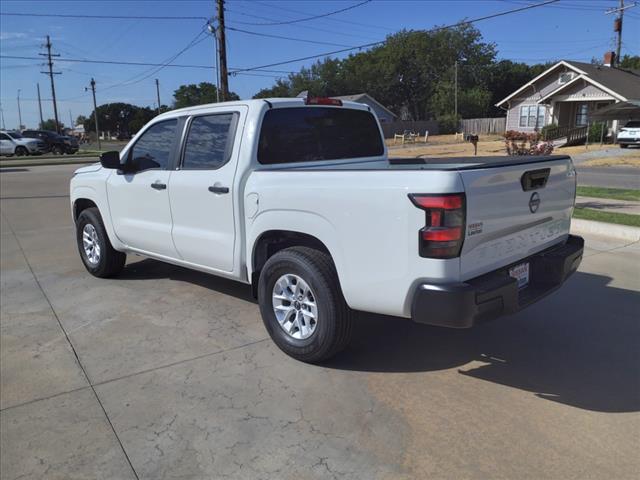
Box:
[573,207,640,227]
[576,186,640,202]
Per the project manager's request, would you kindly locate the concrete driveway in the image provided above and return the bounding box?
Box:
[1,165,639,480]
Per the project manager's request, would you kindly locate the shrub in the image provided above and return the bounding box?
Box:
[504,130,554,156]
[437,114,461,134]
[588,122,605,143]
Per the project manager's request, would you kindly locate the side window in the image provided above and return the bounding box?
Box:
[0,133,10,141]
[129,120,177,171]
[182,114,236,170]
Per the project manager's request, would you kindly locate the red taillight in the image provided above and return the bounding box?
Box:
[409,193,466,259]
[305,97,343,106]
[422,227,462,242]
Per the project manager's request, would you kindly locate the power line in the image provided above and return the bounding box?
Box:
[248,0,395,32]
[0,12,207,20]
[224,0,371,26]
[229,0,562,74]
[226,26,355,48]
[225,9,380,41]
[0,54,214,69]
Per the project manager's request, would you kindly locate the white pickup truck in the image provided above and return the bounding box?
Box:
[70,97,584,362]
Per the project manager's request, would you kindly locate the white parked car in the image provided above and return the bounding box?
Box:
[0,130,49,156]
[617,120,640,148]
[70,98,584,362]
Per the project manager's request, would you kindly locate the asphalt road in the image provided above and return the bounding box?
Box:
[1,165,639,479]
[576,166,640,189]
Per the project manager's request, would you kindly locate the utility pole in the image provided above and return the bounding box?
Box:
[36,83,44,129]
[17,90,22,130]
[207,21,221,103]
[69,109,74,128]
[606,0,637,66]
[0,103,5,129]
[216,0,229,101]
[454,61,458,119]
[86,78,101,150]
[155,78,161,114]
[40,35,61,133]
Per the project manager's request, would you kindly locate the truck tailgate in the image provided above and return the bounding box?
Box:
[459,157,576,280]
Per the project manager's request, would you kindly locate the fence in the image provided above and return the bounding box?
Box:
[459,117,506,135]
[380,120,439,138]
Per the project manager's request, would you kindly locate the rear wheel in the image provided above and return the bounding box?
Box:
[258,247,353,363]
[76,207,126,278]
[15,146,28,156]
[52,145,64,155]
[620,144,628,148]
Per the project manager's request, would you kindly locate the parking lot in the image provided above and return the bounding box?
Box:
[1,164,639,479]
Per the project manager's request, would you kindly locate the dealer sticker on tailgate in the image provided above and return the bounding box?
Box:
[509,262,530,289]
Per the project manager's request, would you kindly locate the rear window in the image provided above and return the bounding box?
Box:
[623,121,640,128]
[258,107,384,164]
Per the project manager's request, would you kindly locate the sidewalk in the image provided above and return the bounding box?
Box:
[575,196,640,215]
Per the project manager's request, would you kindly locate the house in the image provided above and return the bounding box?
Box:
[496,53,640,144]
[331,93,397,122]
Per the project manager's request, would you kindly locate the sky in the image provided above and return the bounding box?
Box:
[1,0,639,130]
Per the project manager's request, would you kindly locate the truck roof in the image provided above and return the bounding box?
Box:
[156,97,371,120]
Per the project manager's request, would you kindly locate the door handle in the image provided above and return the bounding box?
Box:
[208,185,229,194]
[151,182,167,190]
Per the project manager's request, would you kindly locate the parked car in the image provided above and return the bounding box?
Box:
[617,120,640,148]
[21,130,79,154]
[70,97,584,362]
[0,130,49,156]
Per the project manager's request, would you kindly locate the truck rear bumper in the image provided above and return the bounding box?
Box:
[411,234,584,328]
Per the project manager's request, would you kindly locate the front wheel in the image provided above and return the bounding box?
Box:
[76,207,126,278]
[258,247,353,363]
[15,146,28,156]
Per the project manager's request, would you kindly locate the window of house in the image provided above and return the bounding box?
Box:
[519,105,546,128]
[558,72,576,84]
[575,104,589,126]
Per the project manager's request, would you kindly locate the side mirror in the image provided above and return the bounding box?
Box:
[100,151,122,169]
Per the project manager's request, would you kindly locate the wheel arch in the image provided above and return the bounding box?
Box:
[249,228,341,299]
[71,186,124,251]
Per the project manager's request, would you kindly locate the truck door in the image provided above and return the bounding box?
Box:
[106,119,179,258]
[168,107,246,272]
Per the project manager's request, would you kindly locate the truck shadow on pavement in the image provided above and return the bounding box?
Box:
[120,260,638,413]
[326,271,640,414]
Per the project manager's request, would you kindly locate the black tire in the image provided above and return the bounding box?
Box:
[15,146,28,156]
[258,247,353,363]
[76,207,126,278]
[52,145,64,155]
[620,144,628,149]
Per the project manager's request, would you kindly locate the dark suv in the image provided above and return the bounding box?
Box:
[21,130,79,155]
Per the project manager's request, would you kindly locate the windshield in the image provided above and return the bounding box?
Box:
[7,131,23,139]
[623,121,640,128]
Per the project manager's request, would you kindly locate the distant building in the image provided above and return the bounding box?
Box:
[331,93,397,123]
[495,55,640,141]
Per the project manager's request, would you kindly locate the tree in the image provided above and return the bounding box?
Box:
[41,119,63,131]
[173,82,240,108]
[84,102,154,135]
[75,115,87,127]
[251,24,498,120]
[619,54,640,70]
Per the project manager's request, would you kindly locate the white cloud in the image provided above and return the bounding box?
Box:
[0,32,28,41]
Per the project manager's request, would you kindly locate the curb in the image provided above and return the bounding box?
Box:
[0,159,97,168]
[571,218,640,242]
